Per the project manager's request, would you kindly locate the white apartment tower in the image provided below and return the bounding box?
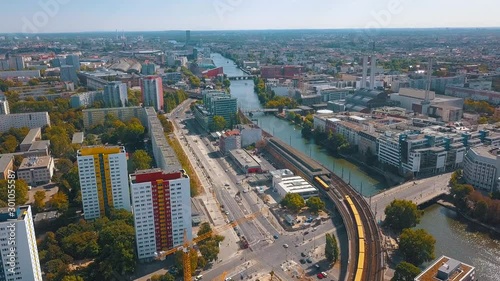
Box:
[141,76,164,112]
[77,146,131,220]
[130,169,192,261]
[0,99,9,115]
[0,206,42,281]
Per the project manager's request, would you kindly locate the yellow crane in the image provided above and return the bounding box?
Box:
[155,208,265,280]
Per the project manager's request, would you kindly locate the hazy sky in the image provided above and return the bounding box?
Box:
[2,0,499,33]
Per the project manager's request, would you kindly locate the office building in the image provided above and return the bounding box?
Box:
[77,146,131,220]
[103,82,128,108]
[414,255,475,281]
[130,169,192,261]
[193,90,237,132]
[60,65,79,84]
[65,55,80,69]
[17,156,54,186]
[238,124,263,147]
[0,99,9,115]
[220,130,241,154]
[0,205,42,281]
[141,63,155,75]
[70,91,103,108]
[409,75,465,94]
[463,146,500,192]
[0,112,51,133]
[161,72,182,84]
[8,56,24,71]
[141,76,164,112]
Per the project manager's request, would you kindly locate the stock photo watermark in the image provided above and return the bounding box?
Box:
[6,170,17,274]
[22,0,71,34]
[213,0,243,21]
[364,0,407,37]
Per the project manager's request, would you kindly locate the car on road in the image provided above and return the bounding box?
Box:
[314,264,320,269]
[300,252,306,257]
[283,244,289,248]
[273,234,279,239]
[299,259,306,264]
[316,272,325,279]
[195,275,203,280]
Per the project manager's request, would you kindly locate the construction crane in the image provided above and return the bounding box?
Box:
[155,208,265,280]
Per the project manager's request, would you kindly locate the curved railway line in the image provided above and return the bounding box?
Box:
[263,137,383,281]
[327,174,384,281]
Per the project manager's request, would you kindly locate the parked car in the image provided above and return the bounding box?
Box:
[306,257,313,263]
[273,234,279,239]
[299,259,306,264]
[283,244,289,248]
[301,252,306,257]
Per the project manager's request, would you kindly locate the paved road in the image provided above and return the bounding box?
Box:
[369,172,452,222]
[202,220,339,281]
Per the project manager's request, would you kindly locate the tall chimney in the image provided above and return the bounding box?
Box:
[370,56,376,90]
[362,56,368,89]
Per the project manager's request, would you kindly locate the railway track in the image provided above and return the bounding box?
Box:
[328,174,384,281]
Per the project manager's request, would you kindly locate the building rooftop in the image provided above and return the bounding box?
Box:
[0,155,13,171]
[228,149,260,168]
[0,205,30,222]
[34,211,59,222]
[20,127,41,146]
[72,132,84,144]
[29,140,50,151]
[278,176,317,193]
[18,156,52,170]
[415,256,475,281]
[78,146,125,156]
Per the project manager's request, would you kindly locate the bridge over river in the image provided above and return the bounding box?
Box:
[369,172,452,222]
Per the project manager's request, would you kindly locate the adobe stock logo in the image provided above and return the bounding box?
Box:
[22,0,71,34]
[364,0,407,37]
[213,0,243,21]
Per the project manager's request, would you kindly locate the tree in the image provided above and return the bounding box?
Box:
[196,222,225,262]
[0,179,28,205]
[34,190,46,212]
[325,233,339,263]
[384,199,423,234]
[473,200,488,221]
[95,220,136,278]
[391,262,421,281]
[281,193,305,213]
[399,228,436,266]
[174,248,198,275]
[132,150,152,170]
[212,115,227,131]
[151,273,175,281]
[47,192,69,213]
[306,197,325,214]
[55,158,74,174]
[62,276,85,281]
[62,276,84,281]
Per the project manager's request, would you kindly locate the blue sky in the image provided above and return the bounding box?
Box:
[2,0,499,33]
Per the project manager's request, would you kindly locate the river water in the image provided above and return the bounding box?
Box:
[211,53,500,280]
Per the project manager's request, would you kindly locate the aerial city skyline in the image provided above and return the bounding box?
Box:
[1,1,500,281]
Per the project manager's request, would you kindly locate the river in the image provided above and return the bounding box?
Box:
[211,53,500,280]
[210,53,387,196]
